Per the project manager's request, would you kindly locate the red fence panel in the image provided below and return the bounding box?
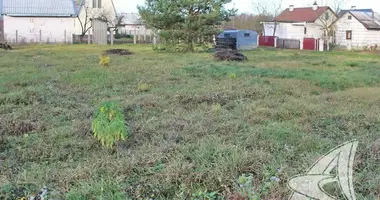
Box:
[303,38,317,50]
[259,36,275,47]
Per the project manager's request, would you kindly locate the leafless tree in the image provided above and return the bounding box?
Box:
[327,0,348,13]
[252,0,283,36]
[77,2,93,42]
[223,13,272,33]
[96,9,125,33]
[310,7,338,50]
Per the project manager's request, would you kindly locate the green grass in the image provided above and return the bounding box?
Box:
[1,45,380,199]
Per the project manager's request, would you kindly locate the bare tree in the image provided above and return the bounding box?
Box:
[223,13,272,33]
[252,0,283,36]
[327,0,348,13]
[96,9,125,33]
[309,7,338,50]
[77,2,93,43]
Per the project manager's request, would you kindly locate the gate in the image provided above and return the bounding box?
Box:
[259,36,275,47]
[92,19,107,45]
[303,38,318,50]
[277,38,300,49]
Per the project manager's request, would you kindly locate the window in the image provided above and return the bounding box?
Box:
[224,33,231,38]
[304,27,307,34]
[244,33,250,37]
[325,12,329,20]
[346,30,352,40]
[348,15,352,20]
[98,0,102,8]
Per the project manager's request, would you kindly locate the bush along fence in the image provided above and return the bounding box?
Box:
[257,35,325,51]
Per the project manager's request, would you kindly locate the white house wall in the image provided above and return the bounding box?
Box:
[74,0,116,35]
[119,25,152,35]
[263,9,336,40]
[335,12,380,49]
[264,22,304,39]
[3,16,75,43]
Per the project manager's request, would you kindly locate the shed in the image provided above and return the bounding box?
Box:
[216,30,258,50]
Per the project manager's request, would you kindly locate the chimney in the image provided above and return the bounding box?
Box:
[351,6,356,10]
[289,5,294,12]
[313,1,318,11]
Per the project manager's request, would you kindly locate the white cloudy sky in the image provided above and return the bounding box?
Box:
[113,0,380,13]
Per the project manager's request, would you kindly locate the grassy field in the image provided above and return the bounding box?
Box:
[0,44,379,199]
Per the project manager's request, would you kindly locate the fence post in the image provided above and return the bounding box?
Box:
[110,29,114,45]
[274,37,277,48]
[88,30,91,44]
[319,39,324,51]
[133,28,137,44]
[39,30,42,44]
[64,30,67,44]
[257,35,260,46]
[300,38,303,50]
[16,30,18,44]
[138,30,141,44]
[144,30,147,42]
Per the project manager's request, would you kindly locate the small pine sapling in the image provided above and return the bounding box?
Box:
[91,101,129,148]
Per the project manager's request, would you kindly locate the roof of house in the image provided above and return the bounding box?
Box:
[275,6,331,22]
[121,13,141,25]
[1,0,77,17]
[348,10,380,30]
[338,9,373,17]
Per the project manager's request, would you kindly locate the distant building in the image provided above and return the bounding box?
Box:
[333,8,380,49]
[74,0,117,35]
[0,0,77,43]
[118,13,151,36]
[216,29,258,50]
[261,3,336,40]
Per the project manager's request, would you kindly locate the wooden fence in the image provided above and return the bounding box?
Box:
[277,38,301,49]
[259,36,276,47]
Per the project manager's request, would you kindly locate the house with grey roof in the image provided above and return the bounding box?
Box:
[333,7,380,49]
[0,0,78,43]
[117,13,152,42]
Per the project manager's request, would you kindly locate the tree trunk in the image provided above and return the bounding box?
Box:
[79,34,85,43]
[272,21,277,37]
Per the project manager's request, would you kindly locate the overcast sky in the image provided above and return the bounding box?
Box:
[113,0,380,14]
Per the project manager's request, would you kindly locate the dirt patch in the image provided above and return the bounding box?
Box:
[104,49,133,55]
[0,118,45,136]
[0,43,12,50]
[214,50,247,62]
[176,93,231,106]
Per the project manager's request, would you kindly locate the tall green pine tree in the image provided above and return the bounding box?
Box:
[138,0,236,51]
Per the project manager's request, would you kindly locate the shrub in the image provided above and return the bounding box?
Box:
[228,73,237,79]
[91,101,129,148]
[99,54,110,67]
[137,83,151,92]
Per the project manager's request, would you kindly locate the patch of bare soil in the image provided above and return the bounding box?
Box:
[0,118,45,136]
[214,50,247,61]
[0,43,12,50]
[104,49,133,55]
